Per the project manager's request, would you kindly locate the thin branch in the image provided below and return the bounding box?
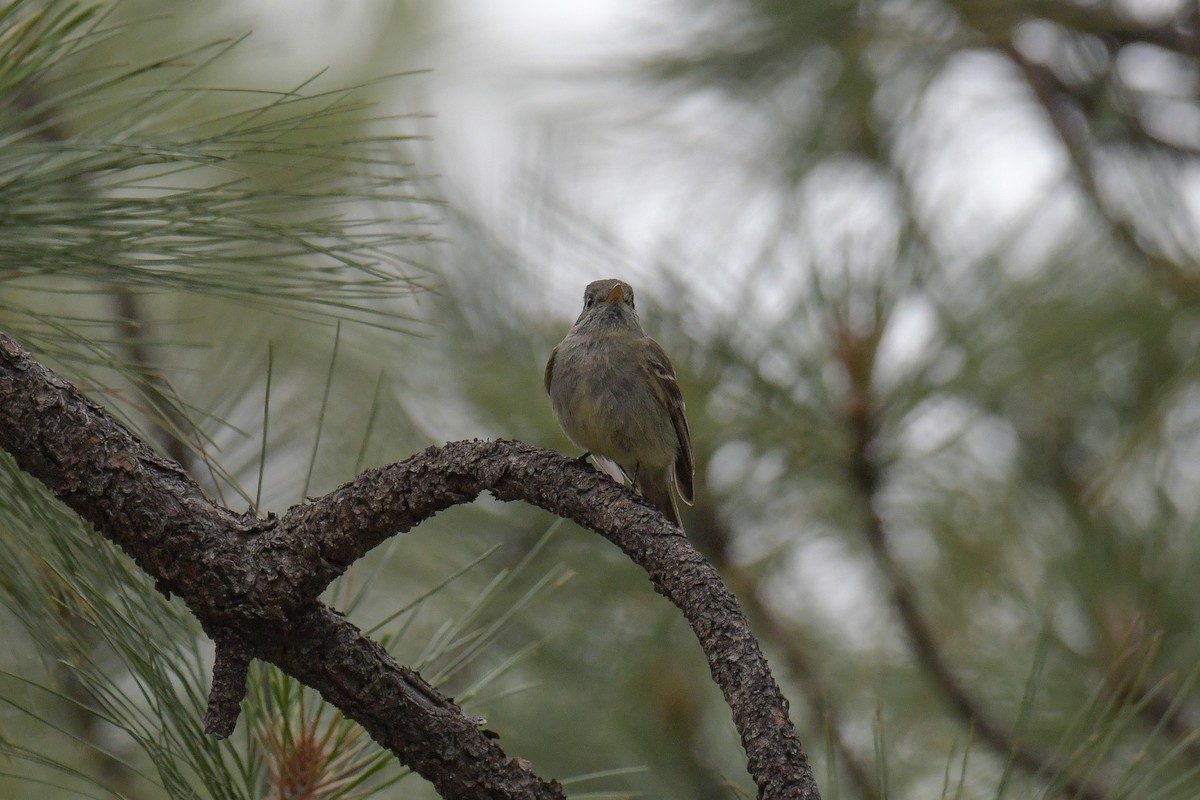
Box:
[112,289,201,470]
[16,87,212,481]
[1002,44,1200,303]
[204,636,253,738]
[689,502,880,800]
[0,329,820,800]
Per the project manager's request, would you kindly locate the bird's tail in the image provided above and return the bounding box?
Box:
[637,468,683,530]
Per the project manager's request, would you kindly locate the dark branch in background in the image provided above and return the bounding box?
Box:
[834,325,1112,800]
[11,87,150,799]
[1103,626,1200,766]
[112,290,204,471]
[997,11,1200,757]
[1119,676,1200,765]
[18,88,202,476]
[0,330,821,800]
[976,1,1200,304]
[1038,3,1200,60]
[1002,46,1200,301]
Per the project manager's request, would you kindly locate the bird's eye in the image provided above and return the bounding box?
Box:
[584,295,594,308]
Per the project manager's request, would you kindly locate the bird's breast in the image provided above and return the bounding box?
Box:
[549,335,676,469]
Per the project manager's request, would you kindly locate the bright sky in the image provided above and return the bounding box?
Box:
[236,0,1076,284]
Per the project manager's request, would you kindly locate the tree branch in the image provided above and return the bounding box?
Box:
[0,330,820,800]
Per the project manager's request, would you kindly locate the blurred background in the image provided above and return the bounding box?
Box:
[1,0,1199,798]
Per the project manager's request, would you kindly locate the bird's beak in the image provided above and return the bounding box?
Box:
[606,283,624,303]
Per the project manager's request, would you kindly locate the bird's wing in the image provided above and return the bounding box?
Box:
[643,338,695,505]
[544,346,557,394]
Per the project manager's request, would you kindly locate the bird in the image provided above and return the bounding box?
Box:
[545,278,695,528]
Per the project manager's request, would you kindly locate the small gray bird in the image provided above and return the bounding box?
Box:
[545,278,695,528]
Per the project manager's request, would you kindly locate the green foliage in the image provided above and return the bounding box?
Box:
[0,2,478,799]
[0,0,433,458]
[0,452,246,799]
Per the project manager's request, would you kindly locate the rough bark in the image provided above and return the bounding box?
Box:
[0,330,820,800]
